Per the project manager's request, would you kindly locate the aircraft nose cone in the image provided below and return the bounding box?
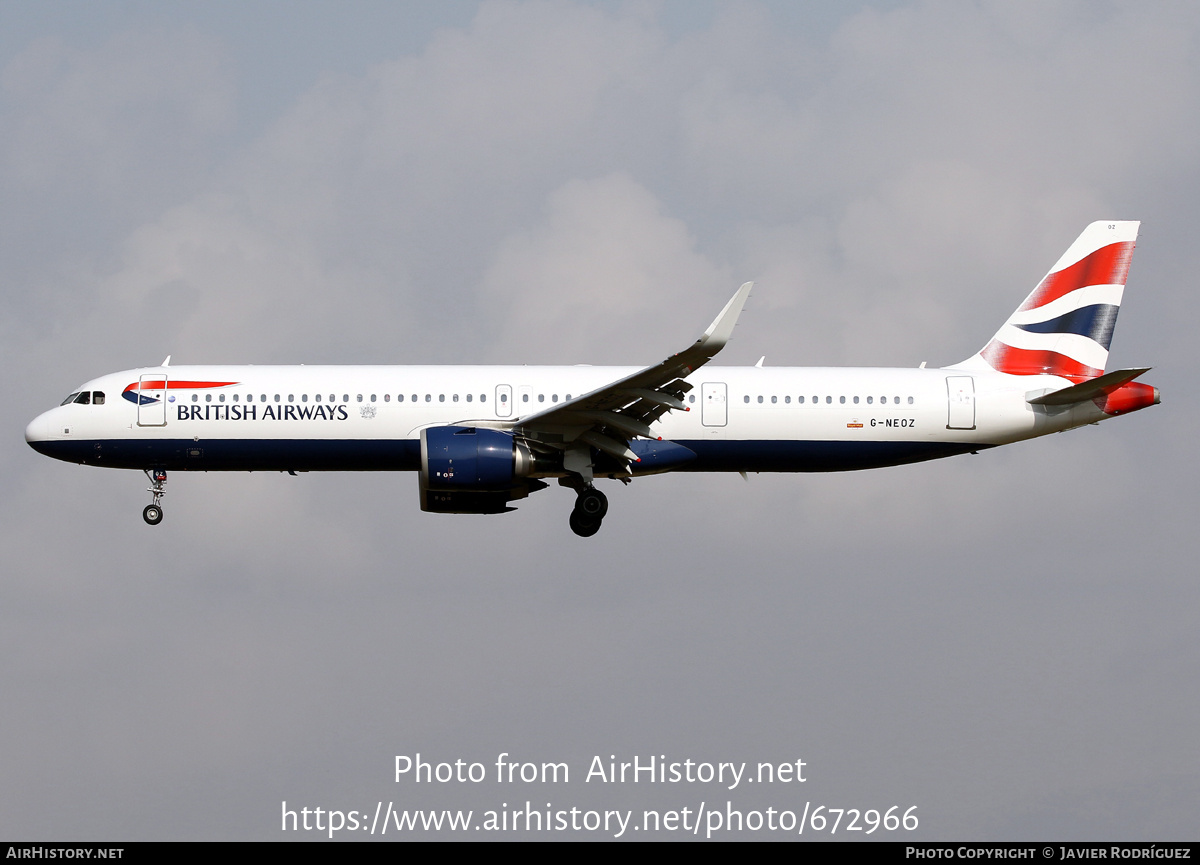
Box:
[25,413,48,448]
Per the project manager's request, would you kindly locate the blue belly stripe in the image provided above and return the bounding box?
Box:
[30,437,986,473]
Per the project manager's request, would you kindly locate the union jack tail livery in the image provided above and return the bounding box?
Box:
[959,221,1138,381]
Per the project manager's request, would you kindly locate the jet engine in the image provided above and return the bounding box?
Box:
[418,426,549,513]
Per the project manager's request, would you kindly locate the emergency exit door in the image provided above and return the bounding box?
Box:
[946,376,975,430]
[701,382,727,427]
[137,374,167,427]
[495,384,513,418]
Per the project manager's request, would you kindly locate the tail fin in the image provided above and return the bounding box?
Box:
[954,221,1139,380]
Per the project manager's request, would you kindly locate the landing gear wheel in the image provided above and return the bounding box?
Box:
[576,487,608,520]
[569,509,601,537]
[142,469,167,525]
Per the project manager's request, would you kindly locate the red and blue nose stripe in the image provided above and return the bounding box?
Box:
[121,380,239,405]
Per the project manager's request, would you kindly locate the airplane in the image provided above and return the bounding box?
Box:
[25,221,1158,537]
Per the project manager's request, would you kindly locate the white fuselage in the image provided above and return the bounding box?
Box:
[25,363,1106,475]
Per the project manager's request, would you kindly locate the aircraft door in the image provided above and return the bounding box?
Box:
[946,376,976,430]
[137,374,168,427]
[701,382,728,427]
[495,384,512,418]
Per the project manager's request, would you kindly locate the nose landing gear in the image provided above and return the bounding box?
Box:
[143,469,167,525]
[569,487,608,537]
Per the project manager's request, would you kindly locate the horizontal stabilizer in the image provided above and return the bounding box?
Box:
[1027,367,1151,406]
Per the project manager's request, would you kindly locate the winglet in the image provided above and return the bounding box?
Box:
[698,282,753,350]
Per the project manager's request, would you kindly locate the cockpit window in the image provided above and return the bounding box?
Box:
[92,392,105,405]
[61,392,80,406]
[73,392,91,405]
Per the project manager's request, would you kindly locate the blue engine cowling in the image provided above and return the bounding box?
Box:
[421,426,522,489]
[419,426,545,513]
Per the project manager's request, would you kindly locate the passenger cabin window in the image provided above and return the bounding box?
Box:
[192,394,199,402]
[384,394,390,402]
[466,394,472,402]
[481,394,487,402]
[206,394,212,403]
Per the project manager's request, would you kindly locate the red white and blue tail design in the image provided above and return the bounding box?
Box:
[955,221,1139,381]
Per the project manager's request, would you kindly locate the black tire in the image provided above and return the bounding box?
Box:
[569,509,601,537]
[576,488,608,520]
[143,504,163,526]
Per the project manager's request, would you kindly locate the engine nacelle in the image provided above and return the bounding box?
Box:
[418,426,547,513]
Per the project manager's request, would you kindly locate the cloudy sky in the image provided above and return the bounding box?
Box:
[2,0,1196,841]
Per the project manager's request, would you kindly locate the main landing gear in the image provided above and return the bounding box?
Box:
[142,469,167,525]
[569,487,608,537]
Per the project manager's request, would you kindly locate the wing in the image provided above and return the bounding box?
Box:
[510,282,753,475]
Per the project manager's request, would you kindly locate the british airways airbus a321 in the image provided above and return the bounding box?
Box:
[26,221,1158,536]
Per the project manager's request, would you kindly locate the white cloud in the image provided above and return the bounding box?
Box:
[480,172,729,361]
[2,27,233,196]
